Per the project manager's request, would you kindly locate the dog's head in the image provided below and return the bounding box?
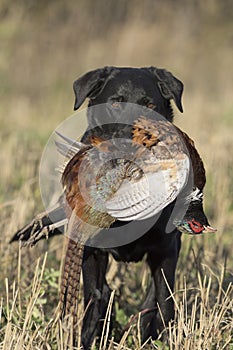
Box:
[73,66,183,123]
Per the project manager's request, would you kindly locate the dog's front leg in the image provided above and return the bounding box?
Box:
[146,233,181,341]
[81,246,113,349]
[139,278,158,342]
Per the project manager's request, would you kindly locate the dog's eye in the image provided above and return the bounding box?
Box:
[111,96,125,108]
[141,97,156,110]
[117,96,125,102]
[147,102,156,109]
[111,101,121,108]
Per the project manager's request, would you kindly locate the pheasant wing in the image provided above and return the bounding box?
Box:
[105,155,190,221]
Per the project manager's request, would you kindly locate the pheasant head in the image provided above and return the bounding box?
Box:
[174,188,217,235]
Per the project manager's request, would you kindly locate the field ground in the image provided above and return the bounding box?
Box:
[0,1,232,349]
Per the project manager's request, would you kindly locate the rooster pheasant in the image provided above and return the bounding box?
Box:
[11,66,217,348]
[11,114,216,335]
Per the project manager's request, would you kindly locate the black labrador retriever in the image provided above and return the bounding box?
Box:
[72,66,184,348]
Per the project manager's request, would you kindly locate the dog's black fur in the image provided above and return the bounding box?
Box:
[72,66,184,349]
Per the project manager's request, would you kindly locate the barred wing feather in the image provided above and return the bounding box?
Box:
[105,156,190,221]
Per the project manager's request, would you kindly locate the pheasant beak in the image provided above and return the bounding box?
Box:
[203,225,217,233]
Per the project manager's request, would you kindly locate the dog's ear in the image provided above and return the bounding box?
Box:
[73,67,116,110]
[148,67,184,113]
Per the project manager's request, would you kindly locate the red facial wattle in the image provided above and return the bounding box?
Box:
[188,219,204,234]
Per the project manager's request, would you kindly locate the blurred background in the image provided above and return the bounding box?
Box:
[0,0,232,346]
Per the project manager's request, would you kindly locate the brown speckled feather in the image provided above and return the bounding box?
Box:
[59,116,206,327]
[132,117,206,190]
[174,127,206,190]
[59,145,116,324]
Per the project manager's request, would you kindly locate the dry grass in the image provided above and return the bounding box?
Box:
[0,250,232,349]
[0,1,233,349]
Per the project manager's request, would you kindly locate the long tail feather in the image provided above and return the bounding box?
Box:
[60,239,84,324]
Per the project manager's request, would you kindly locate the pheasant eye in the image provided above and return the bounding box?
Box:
[188,219,204,233]
[193,221,199,228]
